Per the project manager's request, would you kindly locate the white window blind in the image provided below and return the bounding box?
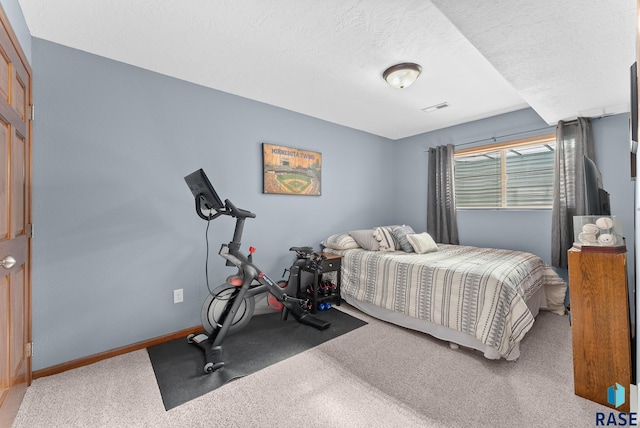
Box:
[454,135,556,209]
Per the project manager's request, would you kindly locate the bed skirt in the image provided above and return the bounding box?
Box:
[342,284,549,361]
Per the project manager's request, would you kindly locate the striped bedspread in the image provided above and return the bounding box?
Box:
[328,245,566,358]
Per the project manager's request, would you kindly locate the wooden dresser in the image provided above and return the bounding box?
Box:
[568,247,632,412]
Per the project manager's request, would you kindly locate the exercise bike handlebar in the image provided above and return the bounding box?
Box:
[224,199,256,219]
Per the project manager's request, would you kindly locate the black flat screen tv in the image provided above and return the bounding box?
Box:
[631,62,638,151]
[631,62,638,178]
[184,169,224,211]
[583,155,610,215]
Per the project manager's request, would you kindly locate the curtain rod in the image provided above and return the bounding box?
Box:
[451,114,615,149]
[453,125,555,148]
[422,114,614,152]
[422,125,554,153]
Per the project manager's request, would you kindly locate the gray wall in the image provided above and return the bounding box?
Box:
[31,38,635,371]
[32,39,395,370]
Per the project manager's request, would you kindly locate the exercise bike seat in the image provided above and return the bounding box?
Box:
[289,246,313,254]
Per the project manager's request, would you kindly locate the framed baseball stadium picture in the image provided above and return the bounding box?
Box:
[262,143,322,196]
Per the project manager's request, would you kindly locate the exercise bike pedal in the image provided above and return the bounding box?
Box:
[188,333,209,344]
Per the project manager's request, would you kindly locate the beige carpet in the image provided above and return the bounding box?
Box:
[13,304,608,427]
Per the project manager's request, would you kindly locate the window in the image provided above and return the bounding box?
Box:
[454,134,556,209]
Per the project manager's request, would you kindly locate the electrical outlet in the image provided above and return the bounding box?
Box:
[173,288,184,304]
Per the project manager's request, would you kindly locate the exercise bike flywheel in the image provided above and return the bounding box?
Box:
[201,283,255,335]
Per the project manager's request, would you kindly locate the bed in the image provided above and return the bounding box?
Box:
[322,227,567,361]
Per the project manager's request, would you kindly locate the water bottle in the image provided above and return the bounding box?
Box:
[325,302,331,311]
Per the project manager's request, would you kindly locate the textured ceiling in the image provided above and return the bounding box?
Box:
[18,0,637,140]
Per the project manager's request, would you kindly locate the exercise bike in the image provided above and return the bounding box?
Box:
[184,169,330,374]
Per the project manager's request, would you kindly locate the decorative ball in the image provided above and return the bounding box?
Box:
[582,223,599,234]
[598,234,615,246]
[578,232,598,244]
[596,217,613,230]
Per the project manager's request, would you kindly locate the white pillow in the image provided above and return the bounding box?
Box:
[373,226,397,252]
[407,233,439,254]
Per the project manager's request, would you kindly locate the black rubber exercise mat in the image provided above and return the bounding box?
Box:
[147,308,367,410]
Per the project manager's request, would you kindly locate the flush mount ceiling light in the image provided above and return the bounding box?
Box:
[383,63,422,89]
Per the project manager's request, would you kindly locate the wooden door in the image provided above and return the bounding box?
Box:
[0,5,32,427]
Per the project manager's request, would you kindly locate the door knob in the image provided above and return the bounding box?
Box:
[1,255,16,269]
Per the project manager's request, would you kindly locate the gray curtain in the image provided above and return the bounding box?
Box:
[551,117,595,268]
[427,144,459,244]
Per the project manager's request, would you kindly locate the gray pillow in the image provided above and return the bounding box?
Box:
[349,229,379,251]
[392,225,416,252]
[323,233,360,250]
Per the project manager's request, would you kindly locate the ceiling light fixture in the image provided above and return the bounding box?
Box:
[383,63,422,89]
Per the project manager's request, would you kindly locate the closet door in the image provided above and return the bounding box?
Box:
[0,5,32,427]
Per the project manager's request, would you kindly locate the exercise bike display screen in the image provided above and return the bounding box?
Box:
[184,169,224,211]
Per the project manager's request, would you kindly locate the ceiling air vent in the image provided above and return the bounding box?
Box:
[422,102,450,113]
